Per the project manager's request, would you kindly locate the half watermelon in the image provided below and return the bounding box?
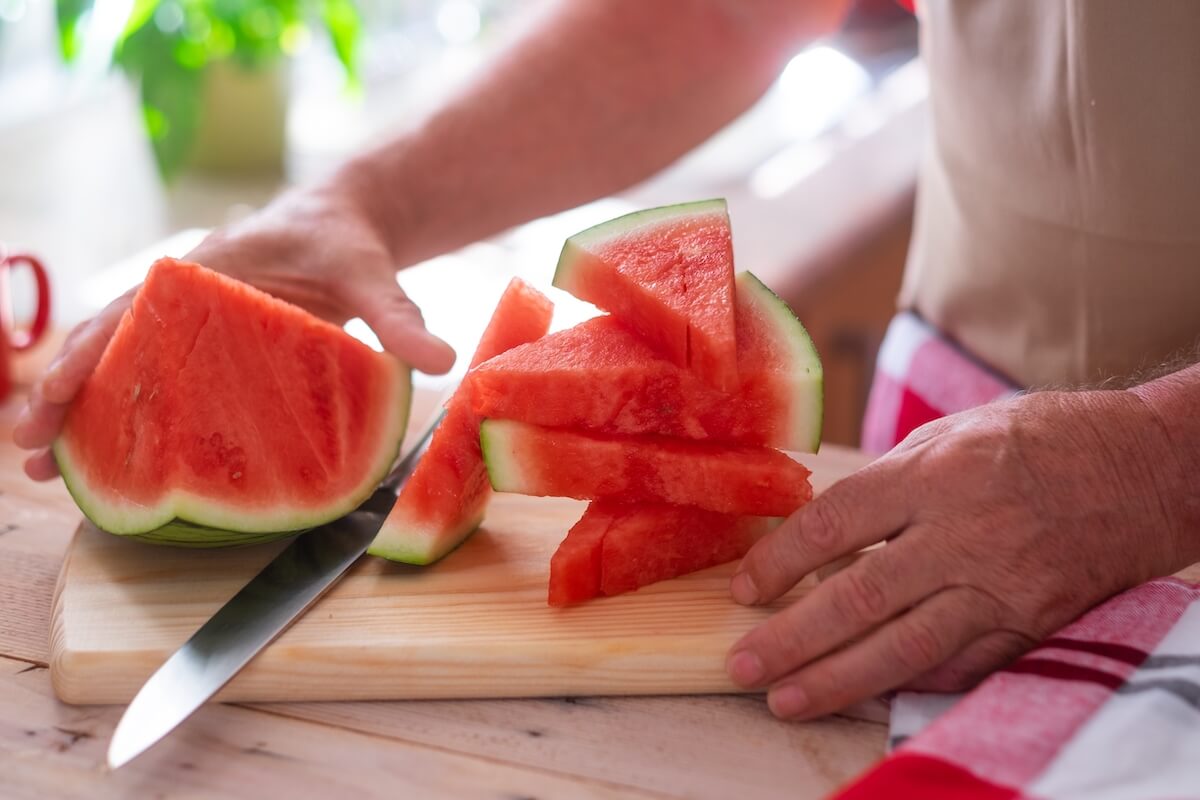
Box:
[54,258,412,545]
[549,501,778,607]
[481,419,813,517]
[367,278,554,564]
[469,271,822,452]
[553,199,738,391]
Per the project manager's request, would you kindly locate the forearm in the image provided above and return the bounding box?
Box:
[331,0,847,267]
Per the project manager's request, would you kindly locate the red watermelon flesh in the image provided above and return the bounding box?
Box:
[367,278,553,564]
[553,199,738,391]
[547,504,612,606]
[469,272,823,453]
[481,419,813,517]
[467,280,557,371]
[549,501,777,606]
[54,258,411,544]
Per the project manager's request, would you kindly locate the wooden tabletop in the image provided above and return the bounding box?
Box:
[0,361,887,799]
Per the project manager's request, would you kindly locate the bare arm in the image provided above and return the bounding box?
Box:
[337,0,850,267]
[13,0,847,478]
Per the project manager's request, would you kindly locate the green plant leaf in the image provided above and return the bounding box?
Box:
[115,16,204,180]
[55,0,94,62]
[320,0,360,84]
[120,0,159,41]
[140,59,204,180]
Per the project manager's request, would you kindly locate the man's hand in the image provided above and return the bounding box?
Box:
[12,180,456,481]
[725,389,1197,719]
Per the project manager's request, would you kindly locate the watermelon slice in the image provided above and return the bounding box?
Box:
[469,271,822,452]
[549,501,778,607]
[367,278,553,564]
[481,420,812,516]
[54,258,411,545]
[553,199,738,391]
[547,502,611,607]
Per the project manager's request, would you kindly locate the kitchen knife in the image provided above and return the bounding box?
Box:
[106,408,445,770]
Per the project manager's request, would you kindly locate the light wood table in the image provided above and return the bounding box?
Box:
[0,352,887,799]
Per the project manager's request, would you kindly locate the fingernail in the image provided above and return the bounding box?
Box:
[731,571,760,605]
[768,685,810,718]
[727,650,764,686]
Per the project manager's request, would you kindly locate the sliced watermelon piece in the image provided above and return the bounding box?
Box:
[54,258,411,544]
[481,420,812,516]
[469,271,822,452]
[549,501,778,607]
[547,503,612,607]
[554,199,738,391]
[367,278,553,564]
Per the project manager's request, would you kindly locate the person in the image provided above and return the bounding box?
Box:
[14,1,1200,720]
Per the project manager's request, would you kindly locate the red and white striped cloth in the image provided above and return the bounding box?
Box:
[861,312,1019,455]
[833,578,1200,799]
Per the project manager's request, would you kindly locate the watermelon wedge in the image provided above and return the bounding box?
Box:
[553,199,738,391]
[367,278,553,564]
[469,271,822,452]
[481,420,812,516]
[549,501,778,606]
[54,258,411,545]
[547,502,611,607]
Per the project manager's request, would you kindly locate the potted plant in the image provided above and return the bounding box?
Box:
[56,0,360,179]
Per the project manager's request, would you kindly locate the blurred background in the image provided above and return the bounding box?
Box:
[0,0,922,447]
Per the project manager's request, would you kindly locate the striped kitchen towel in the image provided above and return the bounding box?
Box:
[833,578,1200,799]
[861,312,1019,455]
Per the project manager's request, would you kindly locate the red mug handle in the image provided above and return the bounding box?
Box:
[2,251,52,351]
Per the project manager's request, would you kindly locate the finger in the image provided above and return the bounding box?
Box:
[11,389,70,450]
[731,454,916,606]
[15,294,134,451]
[763,585,998,720]
[727,536,939,689]
[24,449,60,481]
[903,628,1035,693]
[41,292,132,403]
[341,278,456,375]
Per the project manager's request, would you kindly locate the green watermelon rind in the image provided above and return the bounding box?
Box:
[365,509,485,565]
[736,271,824,454]
[129,519,307,549]
[552,198,729,293]
[478,419,526,495]
[52,363,412,547]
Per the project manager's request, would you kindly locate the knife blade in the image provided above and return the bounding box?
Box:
[106,408,444,770]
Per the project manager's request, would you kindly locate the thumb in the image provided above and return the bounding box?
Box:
[341,276,456,375]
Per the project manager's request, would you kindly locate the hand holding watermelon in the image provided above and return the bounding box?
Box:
[13,181,456,481]
[725,388,1200,719]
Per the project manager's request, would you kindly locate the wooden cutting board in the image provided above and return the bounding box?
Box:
[49,419,870,706]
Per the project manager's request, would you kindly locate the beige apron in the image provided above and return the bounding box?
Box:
[901,0,1200,388]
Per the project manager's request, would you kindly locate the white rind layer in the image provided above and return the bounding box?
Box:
[479,419,531,495]
[367,510,486,565]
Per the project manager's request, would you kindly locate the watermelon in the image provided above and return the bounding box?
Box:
[481,420,812,516]
[547,502,610,607]
[549,501,778,606]
[553,199,738,391]
[54,258,411,545]
[469,271,822,452]
[367,278,553,564]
